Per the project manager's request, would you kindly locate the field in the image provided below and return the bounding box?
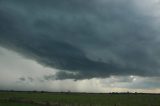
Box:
[0,91,160,106]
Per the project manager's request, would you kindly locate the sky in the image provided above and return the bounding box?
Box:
[0,0,160,93]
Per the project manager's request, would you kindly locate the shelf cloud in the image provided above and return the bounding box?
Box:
[1,0,160,79]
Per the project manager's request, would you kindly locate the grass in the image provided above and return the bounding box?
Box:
[0,91,160,106]
[0,101,36,106]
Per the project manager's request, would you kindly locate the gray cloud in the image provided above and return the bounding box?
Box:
[19,77,34,82]
[19,77,26,82]
[1,46,160,92]
[0,0,160,79]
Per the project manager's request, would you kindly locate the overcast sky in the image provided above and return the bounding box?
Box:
[1,0,160,93]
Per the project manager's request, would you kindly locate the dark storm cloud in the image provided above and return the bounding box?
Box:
[0,0,160,79]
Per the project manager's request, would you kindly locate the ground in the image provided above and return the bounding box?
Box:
[0,91,160,106]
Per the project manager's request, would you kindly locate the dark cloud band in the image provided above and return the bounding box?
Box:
[0,0,160,79]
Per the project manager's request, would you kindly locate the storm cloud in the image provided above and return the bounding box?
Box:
[0,0,160,79]
[1,46,160,92]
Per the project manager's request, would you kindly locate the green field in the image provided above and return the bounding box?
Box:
[0,102,35,106]
[0,91,160,106]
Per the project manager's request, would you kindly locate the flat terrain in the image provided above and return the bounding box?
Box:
[0,91,160,106]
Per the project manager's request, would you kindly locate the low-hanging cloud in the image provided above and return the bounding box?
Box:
[1,46,160,92]
[0,0,160,79]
